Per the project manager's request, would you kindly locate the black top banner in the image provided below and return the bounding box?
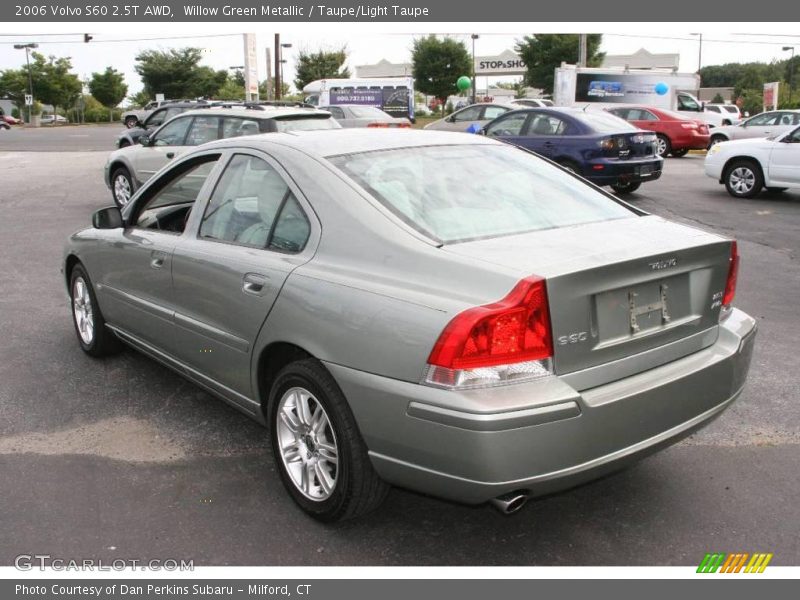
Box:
[3,0,794,22]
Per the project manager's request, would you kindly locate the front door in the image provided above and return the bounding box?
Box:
[97,156,221,351]
[768,127,800,185]
[171,152,317,398]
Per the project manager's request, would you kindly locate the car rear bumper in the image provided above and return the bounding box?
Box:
[327,308,756,505]
[672,131,711,150]
[584,158,664,186]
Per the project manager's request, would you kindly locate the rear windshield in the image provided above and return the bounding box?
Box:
[329,143,635,244]
[571,111,638,133]
[273,115,341,132]
[349,106,388,118]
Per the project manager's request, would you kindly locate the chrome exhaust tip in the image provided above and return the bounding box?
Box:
[490,492,528,515]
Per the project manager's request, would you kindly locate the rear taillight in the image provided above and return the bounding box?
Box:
[722,241,739,309]
[424,276,554,389]
[680,122,699,129]
[367,122,389,128]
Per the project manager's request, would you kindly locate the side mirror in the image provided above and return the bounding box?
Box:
[139,135,150,146]
[92,207,124,229]
[446,115,455,123]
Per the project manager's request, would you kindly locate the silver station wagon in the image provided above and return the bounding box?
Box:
[64,129,756,521]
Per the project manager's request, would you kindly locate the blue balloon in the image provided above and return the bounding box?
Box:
[654,82,669,96]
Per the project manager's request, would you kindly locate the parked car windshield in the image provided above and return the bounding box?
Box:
[329,143,635,244]
[273,115,340,132]
[570,111,638,133]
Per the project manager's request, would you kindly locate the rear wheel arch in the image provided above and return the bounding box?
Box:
[256,341,315,420]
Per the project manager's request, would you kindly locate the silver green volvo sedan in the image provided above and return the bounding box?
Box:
[63,129,756,521]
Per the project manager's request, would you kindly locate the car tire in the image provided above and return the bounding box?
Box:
[124,116,139,129]
[111,166,134,208]
[670,148,689,158]
[655,134,671,158]
[557,159,581,175]
[708,135,727,149]
[724,159,763,198]
[766,187,788,193]
[269,358,389,522]
[69,264,122,358]
[611,181,642,195]
[118,139,130,148]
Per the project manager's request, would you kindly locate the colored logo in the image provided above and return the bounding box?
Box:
[697,552,773,573]
[654,82,669,95]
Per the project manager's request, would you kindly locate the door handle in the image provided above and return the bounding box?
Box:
[150,250,166,269]
[166,152,175,159]
[242,273,269,296]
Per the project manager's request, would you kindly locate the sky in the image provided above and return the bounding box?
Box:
[1,23,799,99]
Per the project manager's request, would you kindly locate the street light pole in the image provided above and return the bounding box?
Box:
[783,46,795,106]
[471,34,479,104]
[13,43,38,124]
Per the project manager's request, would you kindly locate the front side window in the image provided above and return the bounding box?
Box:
[199,154,309,252]
[329,144,634,244]
[146,108,168,128]
[153,117,192,146]
[452,106,482,122]
[706,106,720,113]
[134,158,219,232]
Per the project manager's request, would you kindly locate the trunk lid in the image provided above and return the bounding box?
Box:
[442,215,732,385]
[606,131,658,159]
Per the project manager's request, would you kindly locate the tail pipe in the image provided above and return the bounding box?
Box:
[489,491,529,515]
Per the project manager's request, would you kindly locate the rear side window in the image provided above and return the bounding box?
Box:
[329,144,634,244]
[273,116,340,132]
[185,116,221,146]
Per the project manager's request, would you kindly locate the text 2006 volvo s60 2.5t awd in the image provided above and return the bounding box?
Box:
[63,129,756,521]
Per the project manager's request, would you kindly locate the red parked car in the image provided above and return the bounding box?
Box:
[604,106,710,158]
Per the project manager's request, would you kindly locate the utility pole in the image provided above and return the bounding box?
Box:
[274,34,281,102]
[471,34,479,104]
[783,46,795,106]
[13,43,38,124]
[691,33,703,71]
[578,34,588,67]
[265,47,272,101]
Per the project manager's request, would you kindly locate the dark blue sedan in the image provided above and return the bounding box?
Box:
[482,107,663,194]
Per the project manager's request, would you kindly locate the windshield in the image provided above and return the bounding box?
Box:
[349,106,388,118]
[571,111,638,133]
[273,115,340,132]
[329,144,635,244]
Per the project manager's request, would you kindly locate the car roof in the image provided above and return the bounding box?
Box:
[200,128,500,158]
[177,107,331,119]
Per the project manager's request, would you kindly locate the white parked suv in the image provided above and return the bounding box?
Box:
[703,103,740,127]
[705,125,800,198]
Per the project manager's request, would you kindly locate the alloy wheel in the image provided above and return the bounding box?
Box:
[114,174,132,206]
[72,277,94,345]
[276,387,339,501]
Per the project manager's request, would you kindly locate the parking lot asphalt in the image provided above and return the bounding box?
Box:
[0,144,798,566]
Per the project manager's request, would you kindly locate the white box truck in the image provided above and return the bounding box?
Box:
[303,77,416,121]
[554,64,704,116]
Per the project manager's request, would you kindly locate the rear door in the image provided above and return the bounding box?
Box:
[519,113,570,159]
[170,151,319,397]
[734,111,782,140]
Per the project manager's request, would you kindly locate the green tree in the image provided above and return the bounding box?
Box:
[216,76,245,101]
[411,35,472,115]
[0,68,29,116]
[711,92,725,104]
[516,34,604,94]
[134,47,227,99]
[293,47,351,91]
[259,78,290,100]
[88,67,128,122]
[129,89,152,108]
